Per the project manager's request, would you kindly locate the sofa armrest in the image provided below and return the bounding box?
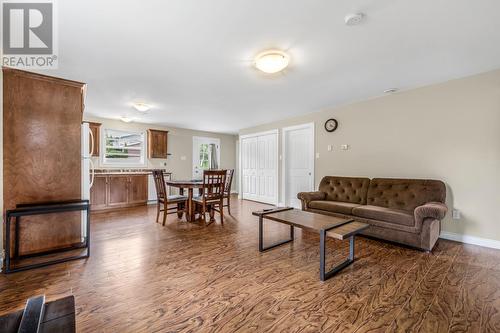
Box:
[297,191,326,210]
[414,202,448,223]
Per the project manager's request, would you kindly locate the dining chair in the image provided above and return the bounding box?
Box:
[223,169,234,215]
[192,170,226,225]
[152,170,188,225]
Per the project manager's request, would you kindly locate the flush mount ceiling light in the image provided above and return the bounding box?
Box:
[254,50,290,74]
[120,116,133,123]
[132,102,151,112]
[345,13,365,26]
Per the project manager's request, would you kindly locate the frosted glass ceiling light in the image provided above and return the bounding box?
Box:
[132,102,151,112]
[254,50,290,74]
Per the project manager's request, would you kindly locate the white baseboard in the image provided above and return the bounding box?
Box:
[440,231,500,249]
[231,190,238,194]
[277,202,285,207]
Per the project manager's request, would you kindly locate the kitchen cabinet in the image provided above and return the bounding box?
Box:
[87,122,101,156]
[91,174,149,211]
[107,175,129,207]
[90,175,107,210]
[129,175,148,204]
[148,129,168,158]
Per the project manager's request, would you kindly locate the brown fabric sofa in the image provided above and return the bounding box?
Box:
[298,176,447,251]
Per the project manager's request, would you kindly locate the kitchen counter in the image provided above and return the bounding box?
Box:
[94,168,171,176]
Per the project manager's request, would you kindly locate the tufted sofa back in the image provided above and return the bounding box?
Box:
[319,176,370,204]
[367,178,446,212]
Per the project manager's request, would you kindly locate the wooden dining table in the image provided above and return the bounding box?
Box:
[166,179,204,222]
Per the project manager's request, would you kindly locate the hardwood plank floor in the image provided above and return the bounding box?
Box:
[1,197,499,332]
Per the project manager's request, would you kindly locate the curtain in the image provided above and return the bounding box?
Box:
[209,143,218,169]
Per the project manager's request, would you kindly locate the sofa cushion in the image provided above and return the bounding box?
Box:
[352,205,415,227]
[308,200,363,215]
[367,178,446,211]
[318,176,370,204]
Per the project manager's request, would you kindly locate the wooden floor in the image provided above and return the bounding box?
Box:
[1,198,499,332]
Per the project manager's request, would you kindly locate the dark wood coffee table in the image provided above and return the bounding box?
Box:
[252,207,369,281]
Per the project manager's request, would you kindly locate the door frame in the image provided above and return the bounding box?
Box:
[281,122,315,207]
[238,129,279,205]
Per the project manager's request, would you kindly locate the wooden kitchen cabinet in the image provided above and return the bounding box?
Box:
[107,175,129,207]
[87,122,101,156]
[90,175,108,210]
[148,129,168,158]
[91,174,149,211]
[129,175,148,204]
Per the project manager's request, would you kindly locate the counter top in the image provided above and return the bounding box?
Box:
[94,169,171,176]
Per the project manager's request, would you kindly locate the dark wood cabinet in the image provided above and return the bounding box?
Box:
[148,129,168,158]
[107,176,129,207]
[91,174,148,211]
[129,175,148,204]
[90,175,108,210]
[3,68,85,257]
[87,122,101,156]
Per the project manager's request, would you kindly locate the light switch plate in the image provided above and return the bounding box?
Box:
[327,145,332,151]
[316,153,320,159]
[452,209,461,220]
[180,156,187,161]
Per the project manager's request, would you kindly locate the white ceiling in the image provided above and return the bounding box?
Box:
[43,0,500,134]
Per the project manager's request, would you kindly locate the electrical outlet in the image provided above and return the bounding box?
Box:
[452,209,461,220]
[180,156,187,161]
[315,153,320,159]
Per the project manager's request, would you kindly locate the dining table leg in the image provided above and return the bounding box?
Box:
[187,188,194,222]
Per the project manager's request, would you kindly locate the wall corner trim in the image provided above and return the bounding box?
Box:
[440,231,500,250]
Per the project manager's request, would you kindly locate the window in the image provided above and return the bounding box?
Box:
[102,128,146,166]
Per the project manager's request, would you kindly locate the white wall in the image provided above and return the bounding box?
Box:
[240,69,500,242]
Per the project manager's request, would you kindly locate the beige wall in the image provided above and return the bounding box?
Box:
[240,69,500,241]
[84,116,238,186]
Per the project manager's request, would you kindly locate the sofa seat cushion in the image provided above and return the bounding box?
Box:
[352,205,415,227]
[308,201,363,215]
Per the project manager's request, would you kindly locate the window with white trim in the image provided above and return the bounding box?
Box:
[102,128,146,166]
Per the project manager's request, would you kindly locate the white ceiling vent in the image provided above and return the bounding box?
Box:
[345,13,365,26]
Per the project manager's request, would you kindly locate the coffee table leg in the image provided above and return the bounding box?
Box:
[320,232,355,281]
[259,216,294,252]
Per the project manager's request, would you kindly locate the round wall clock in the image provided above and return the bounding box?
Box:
[324,118,338,132]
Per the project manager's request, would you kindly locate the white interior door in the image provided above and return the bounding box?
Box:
[240,131,278,204]
[283,124,314,208]
[257,134,277,204]
[241,137,258,200]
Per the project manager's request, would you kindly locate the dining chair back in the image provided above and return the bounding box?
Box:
[152,170,188,225]
[193,170,226,225]
[223,169,234,214]
[202,170,227,200]
[152,170,167,200]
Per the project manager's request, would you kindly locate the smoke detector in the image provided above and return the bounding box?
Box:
[345,13,365,26]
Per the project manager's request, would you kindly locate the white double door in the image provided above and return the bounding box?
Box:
[241,131,278,205]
